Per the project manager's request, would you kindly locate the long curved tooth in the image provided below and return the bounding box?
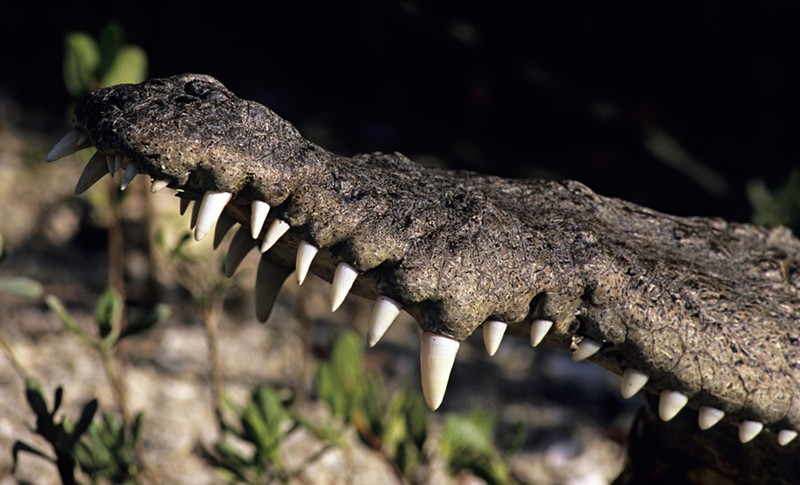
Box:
[658,390,689,421]
[46,128,90,162]
[295,241,319,285]
[120,163,138,191]
[213,213,237,249]
[420,332,460,411]
[194,191,233,241]
[179,198,191,215]
[620,368,649,399]
[261,219,290,253]
[530,319,553,347]
[150,179,169,193]
[482,320,507,356]
[697,406,725,430]
[738,420,763,443]
[572,337,602,362]
[250,200,270,238]
[367,296,402,347]
[777,429,798,446]
[74,152,109,194]
[254,256,292,322]
[331,262,358,312]
[223,227,255,277]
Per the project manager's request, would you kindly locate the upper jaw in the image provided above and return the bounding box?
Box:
[47,74,800,447]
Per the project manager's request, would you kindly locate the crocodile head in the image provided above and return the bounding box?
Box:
[48,74,800,481]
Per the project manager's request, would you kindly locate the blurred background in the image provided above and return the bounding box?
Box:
[2,0,799,225]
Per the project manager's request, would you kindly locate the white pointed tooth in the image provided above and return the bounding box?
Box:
[777,429,798,446]
[529,319,553,347]
[367,296,402,347]
[620,368,649,399]
[74,152,109,194]
[179,197,191,215]
[224,227,255,277]
[572,337,602,362]
[295,241,319,285]
[420,332,460,411]
[482,320,507,356]
[194,191,233,241]
[150,179,169,193]
[46,128,90,162]
[658,390,689,421]
[120,163,138,191]
[254,257,291,322]
[331,262,358,312]
[250,200,270,238]
[697,406,725,430]
[738,420,764,443]
[260,219,290,253]
[213,213,237,250]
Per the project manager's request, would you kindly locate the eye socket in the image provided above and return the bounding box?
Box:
[184,80,227,101]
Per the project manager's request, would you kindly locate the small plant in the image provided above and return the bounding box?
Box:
[12,379,98,485]
[73,411,145,484]
[63,22,147,97]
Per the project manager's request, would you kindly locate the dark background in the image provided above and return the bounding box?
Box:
[3,1,798,222]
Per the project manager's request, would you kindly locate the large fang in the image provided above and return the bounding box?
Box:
[195,191,233,241]
[254,257,292,322]
[46,128,90,162]
[213,213,237,250]
[367,296,402,347]
[120,163,138,191]
[331,262,358,312]
[74,152,108,194]
[261,219,290,253]
[530,319,553,347]
[224,227,256,277]
[697,406,725,430]
[658,390,689,421]
[295,241,319,285]
[420,332,460,411]
[777,430,798,446]
[250,200,270,238]
[482,320,507,356]
[572,337,602,362]
[738,421,763,443]
[620,368,649,399]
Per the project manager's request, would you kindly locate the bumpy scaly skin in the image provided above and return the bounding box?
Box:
[68,74,799,478]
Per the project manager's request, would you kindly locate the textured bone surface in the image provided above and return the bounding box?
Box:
[64,74,800,482]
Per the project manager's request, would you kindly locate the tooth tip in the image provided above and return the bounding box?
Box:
[367,296,402,347]
[482,320,507,356]
[530,319,553,347]
[620,368,649,399]
[331,263,358,312]
[738,420,764,443]
[261,219,290,253]
[697,406,725,430]
[778,429,798,446]
[250,200,270,238]
[195,191,233,242]
[572,337,602,362]
[46,128,88,161]
[295,241,319,286]
[420,332,460,411]
[658,390,689,422]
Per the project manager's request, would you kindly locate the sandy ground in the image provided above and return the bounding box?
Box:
[0,98,633,484]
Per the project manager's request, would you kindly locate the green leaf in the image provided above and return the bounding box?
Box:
[63,32,100,96]
[95,288,122,341]
[24,378,49,418]
[71,399,98,441]
[97,22,124,76]
[100,46,148,88]
[0,276,44,299]
[46,295,87,341]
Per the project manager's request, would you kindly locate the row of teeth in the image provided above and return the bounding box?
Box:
[47,128,799,446]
